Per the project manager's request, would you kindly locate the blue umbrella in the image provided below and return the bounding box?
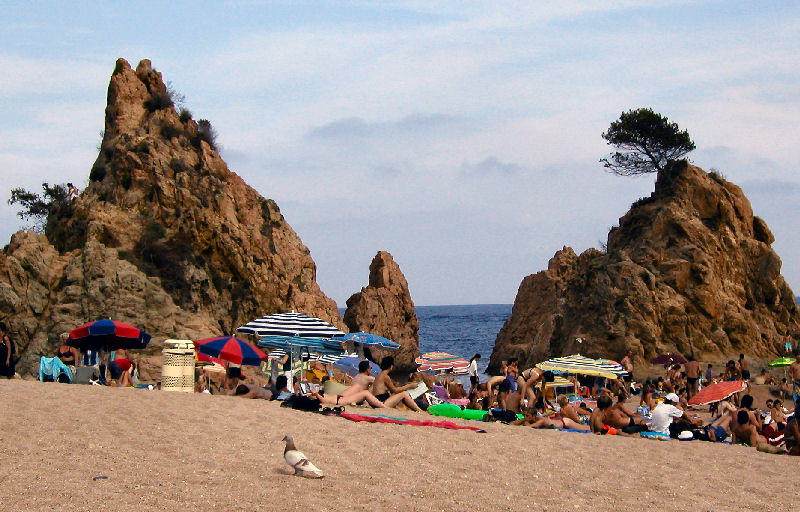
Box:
[331,332,400,350]
[333,356,381,377]
[194,336,266,367]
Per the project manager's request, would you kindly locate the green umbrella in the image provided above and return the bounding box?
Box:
[768,357,795,367]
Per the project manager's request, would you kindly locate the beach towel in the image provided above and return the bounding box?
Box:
[38,357,73,383]
[340,413,484,431]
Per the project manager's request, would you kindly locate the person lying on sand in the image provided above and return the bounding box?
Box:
[232,383,273,400]
[308,389,387,408]
[512,411,589,431]
[591,395,646,435]
[372,356,423,412]
[704,412,732,442]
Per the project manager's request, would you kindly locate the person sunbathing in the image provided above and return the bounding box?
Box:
[770,400,787,430]
[513,411,589,431]
[232,383,273,399]
[704,412,732,442]
[592,394,646,435]
[731,410,763,446]
[372,356,423,412]
[309,389,387,408]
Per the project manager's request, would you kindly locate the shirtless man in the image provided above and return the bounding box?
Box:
[685,355,700,399]
[372,356,423,412]
[590,395,645,435]
[738,353,750,381]
[730,394,764,446]
[789,351,800,403]
[620,350,634,394]
[785,398,800,455]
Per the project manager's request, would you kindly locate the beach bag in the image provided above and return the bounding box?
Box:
[282,395,321,412]
[489,408,517,423]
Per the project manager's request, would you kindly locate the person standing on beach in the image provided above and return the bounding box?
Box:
[620,350,634,394]
[738,354,750,381]
[789,352,800,403]
[685,355,700,399]
[468,353,481,390]
[0,322,16,379]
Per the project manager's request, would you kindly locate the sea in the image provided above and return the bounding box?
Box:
[416,304,512,378]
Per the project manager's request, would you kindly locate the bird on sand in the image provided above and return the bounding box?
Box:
[282,434,324,478]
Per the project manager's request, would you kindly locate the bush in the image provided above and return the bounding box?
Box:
[143,90,173,112]
[160,121,182,140]
[630,196,655,209]
[179,108,193,123]
[192,119,218,151]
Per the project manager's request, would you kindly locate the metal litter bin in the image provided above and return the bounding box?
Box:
[162,339,195,392]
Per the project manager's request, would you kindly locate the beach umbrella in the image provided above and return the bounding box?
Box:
[768,357,795,367]
[536,354,628,379]
[331,332,400,350]
[237,311,344,339]
[334,355,381,377]
[257,335,346,357]
[688,380,747,406]
[416,352,470,375]
[650,353,687,365]
[67,319,151,351]
[196,352,226,367]
[194,336,266,366]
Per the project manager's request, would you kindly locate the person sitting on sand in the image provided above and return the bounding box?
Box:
[55,333,80,370]
[108,358,136,387]
[640,380,656,411]
[555,395,585,424]
[722,360,741,382]
[371,356,423,412]
[232,383,273,400]
[784,398,800,455]
[589,395,645,435]
[770,399,787,430]
[649,393,685,435]
[731,409,764,446]
[468,383,489,410]
[274,375,293,400]
[495,379,523,413]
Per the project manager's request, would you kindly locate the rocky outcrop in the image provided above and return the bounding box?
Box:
[0,58,342,376]
[490,162,800,371]
[343,251,420,372]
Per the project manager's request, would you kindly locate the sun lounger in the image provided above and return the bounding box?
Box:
[431,384,470,407]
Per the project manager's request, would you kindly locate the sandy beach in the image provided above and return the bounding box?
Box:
[0,379,797,512]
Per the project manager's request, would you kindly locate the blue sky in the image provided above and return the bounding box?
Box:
[2,1,799,306]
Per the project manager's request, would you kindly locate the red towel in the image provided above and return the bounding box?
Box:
[340,413,483,431]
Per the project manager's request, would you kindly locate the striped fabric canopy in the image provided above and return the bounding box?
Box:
[257,335,346,357]
[546,375,577,388]
[536,354,628,380]
[237,312,344,339]
[416,352,470,375]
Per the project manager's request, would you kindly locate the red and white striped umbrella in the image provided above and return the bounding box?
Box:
[416,352,469,375]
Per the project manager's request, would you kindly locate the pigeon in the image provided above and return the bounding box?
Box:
[282,434,324,478]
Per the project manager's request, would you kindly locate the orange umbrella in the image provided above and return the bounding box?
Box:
[688,380,746,405]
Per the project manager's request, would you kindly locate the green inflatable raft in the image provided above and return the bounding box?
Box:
[427,403,523,421]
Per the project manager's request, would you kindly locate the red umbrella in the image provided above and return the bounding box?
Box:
[650,353,687,365]
[688,380,747,405]
[67,319,151,351]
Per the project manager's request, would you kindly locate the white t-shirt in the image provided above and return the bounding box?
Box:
[650,403,684,434]
[468,360,478,377]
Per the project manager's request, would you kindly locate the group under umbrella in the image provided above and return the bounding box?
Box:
[194,336,267,366]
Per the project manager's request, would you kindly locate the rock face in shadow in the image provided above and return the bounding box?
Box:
[0,58,342,376]
[490,162,800,371]
[343,251,420,372]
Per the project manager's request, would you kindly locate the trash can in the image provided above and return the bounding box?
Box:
[162,339,195,392]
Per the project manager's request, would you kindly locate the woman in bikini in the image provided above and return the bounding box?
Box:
[56,333,80,368]
[518,367,554,408]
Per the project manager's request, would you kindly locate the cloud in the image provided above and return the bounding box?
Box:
[740,179,800,197]
[461,156,523,175]
[306,113,464,140]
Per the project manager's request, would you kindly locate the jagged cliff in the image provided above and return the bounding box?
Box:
[490,162,800,371]
[343,251,420,372]
[0,58,342,375]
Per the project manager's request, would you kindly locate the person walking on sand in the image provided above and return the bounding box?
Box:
[685,355,700,399]
[372,356,423,412]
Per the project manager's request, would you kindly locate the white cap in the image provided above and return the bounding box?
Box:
[664,393,680,403]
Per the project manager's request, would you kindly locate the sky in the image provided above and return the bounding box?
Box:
[1,1,799,307]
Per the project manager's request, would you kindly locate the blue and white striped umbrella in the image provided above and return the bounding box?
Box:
[237,312,344,339]
[257,335,345,357]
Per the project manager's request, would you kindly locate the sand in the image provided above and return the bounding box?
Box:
[0,379,797,512]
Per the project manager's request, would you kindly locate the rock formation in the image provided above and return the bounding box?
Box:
[343,251,420,372]
[490,162,800,371]
[0,58,342,376]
